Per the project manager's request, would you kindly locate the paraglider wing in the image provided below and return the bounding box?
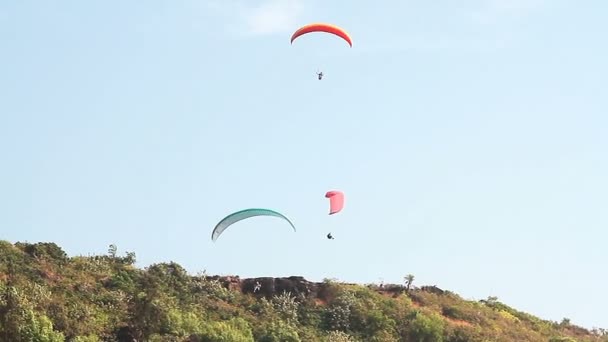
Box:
[325,191,345,215]
[211,208,296,242]
[291,23,352,47]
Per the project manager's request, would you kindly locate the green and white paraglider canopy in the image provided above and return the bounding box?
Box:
[211,208,296,242]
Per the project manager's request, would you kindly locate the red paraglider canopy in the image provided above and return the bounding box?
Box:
[325,190,345,215]
[291,23,352,47]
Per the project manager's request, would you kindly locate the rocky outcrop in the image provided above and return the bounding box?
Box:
[207,275,321,299]
[204,275,445,304]
[241,276,316,298]
[420,285,445,295]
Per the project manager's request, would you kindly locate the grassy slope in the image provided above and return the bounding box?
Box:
[0,240,605,342]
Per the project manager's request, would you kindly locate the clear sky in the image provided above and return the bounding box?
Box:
[1,0,606,330]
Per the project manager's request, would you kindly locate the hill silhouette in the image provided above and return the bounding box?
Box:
[0,240,605,341]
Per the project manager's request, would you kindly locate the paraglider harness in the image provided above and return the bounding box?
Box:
[317,72,323,80]
[327,233,334,240]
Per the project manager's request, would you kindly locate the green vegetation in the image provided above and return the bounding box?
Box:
[0,240,606,341]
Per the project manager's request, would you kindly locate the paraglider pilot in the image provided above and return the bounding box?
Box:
[327,232,334,240]
[317,71,323,80]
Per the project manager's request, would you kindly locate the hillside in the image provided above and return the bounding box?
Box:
[0,241,605,342]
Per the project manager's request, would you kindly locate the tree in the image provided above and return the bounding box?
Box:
[404,274,415,292]
[108,244,117,259]
[0,285,64,341]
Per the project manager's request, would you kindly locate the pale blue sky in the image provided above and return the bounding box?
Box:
[1,0,607,330]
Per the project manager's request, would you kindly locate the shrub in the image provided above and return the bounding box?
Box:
[197,317,254,342]
[257,320,300,342]
[407,312,445,342]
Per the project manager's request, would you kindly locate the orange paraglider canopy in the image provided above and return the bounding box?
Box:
[290,23,352,47]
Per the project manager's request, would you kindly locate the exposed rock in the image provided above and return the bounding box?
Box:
[206,275,422,304]
[241,276,317,299]
[420,285,445,295]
